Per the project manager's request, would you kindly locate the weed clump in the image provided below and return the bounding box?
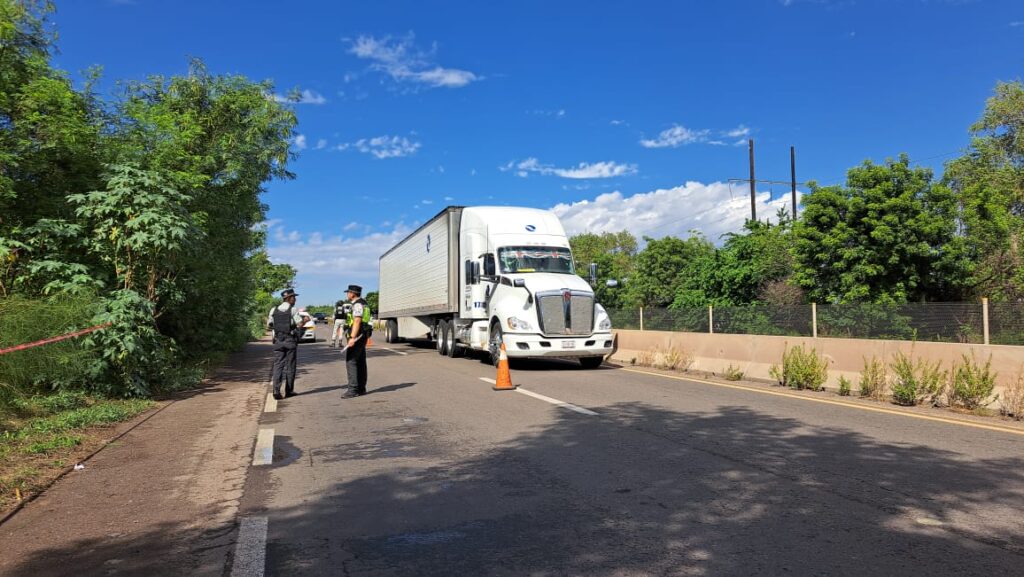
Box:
[949,353,997,410]
[889,350,947,406]
[770,344,828,391]
[838,376,852,396]
[859,356,889,401]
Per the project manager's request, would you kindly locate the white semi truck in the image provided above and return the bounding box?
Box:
[378,206,614,368]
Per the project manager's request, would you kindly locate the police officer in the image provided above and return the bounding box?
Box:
[331,299,350,348]
[267,288,303,400]
[342,284,372,398]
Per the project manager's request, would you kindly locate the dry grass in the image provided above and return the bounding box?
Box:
[999,370,1024,421]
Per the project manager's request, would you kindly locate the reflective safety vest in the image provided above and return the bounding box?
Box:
[346,298,372,337]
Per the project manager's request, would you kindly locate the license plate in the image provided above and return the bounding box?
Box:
[561,340,576,349]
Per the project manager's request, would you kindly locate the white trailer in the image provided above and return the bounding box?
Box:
[378,206,614,368]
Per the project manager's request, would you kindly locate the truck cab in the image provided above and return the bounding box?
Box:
[457,207,613,367]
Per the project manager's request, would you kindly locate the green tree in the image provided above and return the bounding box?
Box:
[365,291,379,313]
[568,231,636,308]
[943,81,1024,301]
[112,61,297,359]
[713,211,797,305]
[626,233,715,308]
[793,155,965,304]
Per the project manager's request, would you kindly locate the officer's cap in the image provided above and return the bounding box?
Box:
[281,288,298,299]
[346,284,362,296]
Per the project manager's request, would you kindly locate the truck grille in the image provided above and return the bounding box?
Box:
[536,290,594,336]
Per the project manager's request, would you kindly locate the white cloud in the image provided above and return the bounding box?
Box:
[639,125,711,148]
[444,196,455,201]
[292,134,307,150]
[350,135,421,159]
[1011,21,1024,27]
[501,158,637,179]
[724,124,750,138]
[550,181,800,244]
[272,89,327,105]
[348,34,480,89]
[315,139,327,150]
[267,222,419,303]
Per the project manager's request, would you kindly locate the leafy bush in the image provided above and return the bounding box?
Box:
[838,376,852,396]
[859,356,889,400]
[949,353,998,410]
[889,351,947,406]
[770,344,828,390]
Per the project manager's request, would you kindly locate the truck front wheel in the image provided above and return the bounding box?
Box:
[488,323,504,367]
[579,356,604,369]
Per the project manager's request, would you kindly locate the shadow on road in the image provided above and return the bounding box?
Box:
[8,354,1024,575]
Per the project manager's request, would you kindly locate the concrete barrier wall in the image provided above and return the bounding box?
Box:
[611,329,1023,397]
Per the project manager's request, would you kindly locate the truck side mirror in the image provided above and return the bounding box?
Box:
[512,278,533,304]
[606,279,619,288]
[483,254,496,277]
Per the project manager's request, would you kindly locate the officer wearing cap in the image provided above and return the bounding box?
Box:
[342,284,372,398]
[267,288,303,400]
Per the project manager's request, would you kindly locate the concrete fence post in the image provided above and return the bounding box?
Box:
[639,306,644,331]
[709,305,714,334]
[812,302,818,338]
[982,297,990,345]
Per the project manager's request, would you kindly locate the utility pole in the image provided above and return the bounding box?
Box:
[729,144,808,221]
[790,146,797,219]
[748,139,756,221]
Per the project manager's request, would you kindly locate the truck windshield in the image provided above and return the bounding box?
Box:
[497,246,575,274]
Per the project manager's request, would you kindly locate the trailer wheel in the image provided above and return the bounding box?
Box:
[579,356,604,369]
[488,323,504,367]
[437,320,449,356]
[446,321,460,358]
[385,319,399,344]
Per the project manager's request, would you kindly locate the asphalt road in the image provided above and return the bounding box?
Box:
[237,326,1024,576]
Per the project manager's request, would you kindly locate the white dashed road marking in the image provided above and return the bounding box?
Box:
[480,378,599,416]
[252,429,275,466]
[264,393,277,413]
[231,516,268,577]
[376,347,408,355]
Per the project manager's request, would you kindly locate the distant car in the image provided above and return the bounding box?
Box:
[298,312,317,342]
[312,312,327,324]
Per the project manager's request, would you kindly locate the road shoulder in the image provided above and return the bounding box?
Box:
[0,340,273,577]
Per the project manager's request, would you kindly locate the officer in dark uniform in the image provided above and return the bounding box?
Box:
[342,284,372,398]
[267,288,303,400]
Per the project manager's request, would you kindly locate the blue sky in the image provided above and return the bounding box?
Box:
[52,0,1023,305]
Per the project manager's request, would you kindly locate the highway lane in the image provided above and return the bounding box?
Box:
[237,330,1024,576]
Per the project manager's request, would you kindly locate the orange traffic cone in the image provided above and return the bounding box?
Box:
[366,337,374,347]
[493,342,516,391]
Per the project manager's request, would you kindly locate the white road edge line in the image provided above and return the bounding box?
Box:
[264,393,277,413]
[252,428,275,466]
[376,347,408,355]
[479,378,598,416]
[231,516,268,577]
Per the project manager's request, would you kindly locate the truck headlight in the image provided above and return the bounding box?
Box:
[507,316,533,331]
[595,304,612,331]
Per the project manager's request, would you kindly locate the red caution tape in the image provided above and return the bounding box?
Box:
[0,322,112,356]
